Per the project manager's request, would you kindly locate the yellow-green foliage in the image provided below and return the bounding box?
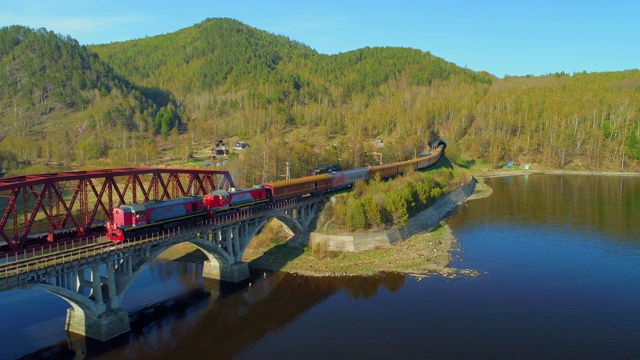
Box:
[345,199,367,231]
[362,195,383,228]
[384,187,412,227]
[320,167,469,232]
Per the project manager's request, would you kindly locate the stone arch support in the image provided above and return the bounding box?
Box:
[272,214,304,234]
[33,283,130,342]
[187,238,249,283]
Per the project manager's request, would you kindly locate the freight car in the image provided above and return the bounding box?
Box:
[329,168,370,190]
[262,174,332,202]
[368,162,400,180]
[368,142,445,180]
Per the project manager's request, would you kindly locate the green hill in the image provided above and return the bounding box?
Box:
[92,18,488,95]
[0,25,160,170]
[1,18,638,184]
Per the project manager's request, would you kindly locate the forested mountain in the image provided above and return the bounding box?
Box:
[459,71,640,169]
[0,25,161,170]
[1,18,638,186]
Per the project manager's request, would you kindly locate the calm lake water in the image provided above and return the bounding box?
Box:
[1,174,639,359]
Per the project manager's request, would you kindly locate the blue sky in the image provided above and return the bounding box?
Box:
[1,0,638,77]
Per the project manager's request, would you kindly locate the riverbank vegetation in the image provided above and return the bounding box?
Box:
[317,164,471,231]
[162,220,476,278]
[2,19,639,182]
[246,221,474,277]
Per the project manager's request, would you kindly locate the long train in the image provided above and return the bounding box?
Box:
[105,141,446,242]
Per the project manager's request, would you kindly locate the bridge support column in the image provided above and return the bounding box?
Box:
[202,260,249,283]
[66,308,130,342]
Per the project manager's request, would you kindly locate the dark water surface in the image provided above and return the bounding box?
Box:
[1,174,638,359]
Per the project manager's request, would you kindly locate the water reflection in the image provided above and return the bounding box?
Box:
[4,261,407,359]
[449,174,640,243]
[2,174,639,359]
[88,270,406,360]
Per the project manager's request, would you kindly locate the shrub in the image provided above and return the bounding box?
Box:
[362,195,383,228]
[345,199,367,231]
[384,188,410,227]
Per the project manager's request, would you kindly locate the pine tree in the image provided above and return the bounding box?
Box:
[362,195,382,228]
[346,199,367,231]
[384,188,409,227]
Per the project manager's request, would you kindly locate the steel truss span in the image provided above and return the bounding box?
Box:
[0,168,235,251]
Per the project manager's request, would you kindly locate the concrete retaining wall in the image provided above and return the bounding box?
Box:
[309,177,477,252]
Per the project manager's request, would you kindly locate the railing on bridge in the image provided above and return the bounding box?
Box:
[0,196,323,283]
[0,167,236,251]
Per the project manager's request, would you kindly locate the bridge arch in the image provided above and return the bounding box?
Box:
[31,270,131,341]
[271,214,305,234]
[0,196,325,341]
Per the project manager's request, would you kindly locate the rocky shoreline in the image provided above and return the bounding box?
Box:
[161,179,481,278]
[160,219,478,278]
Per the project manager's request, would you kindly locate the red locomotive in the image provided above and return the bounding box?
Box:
[203,187,269,212]
[105,196,207,242]
[105,186,271,242]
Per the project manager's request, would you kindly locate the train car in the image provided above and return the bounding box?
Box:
[262,174,332,202]
[429,144,443,156]
[368,163,399,180]
[422,144,444,168]
[368,142,446,180]
[412,153,434,170]
[203,186,269,213]
[409,149,438,170]
[400,143,446,172]
[397,159,419,174]
[329,168,370,190]
[106,196,206,242]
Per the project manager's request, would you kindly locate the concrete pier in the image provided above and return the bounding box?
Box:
[66,308,130,342]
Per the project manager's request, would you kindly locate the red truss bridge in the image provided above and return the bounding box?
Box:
[0,167,235,251]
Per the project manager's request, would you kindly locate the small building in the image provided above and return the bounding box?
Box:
[211,139,229,157]
[211,146,229,156]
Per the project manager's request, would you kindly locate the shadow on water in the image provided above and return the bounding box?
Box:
[162,240,306,275]
[247,242,306,273]
[18,285,217,359]
[16,265,409,359]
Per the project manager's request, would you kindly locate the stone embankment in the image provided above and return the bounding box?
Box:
[309,177,478,252]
